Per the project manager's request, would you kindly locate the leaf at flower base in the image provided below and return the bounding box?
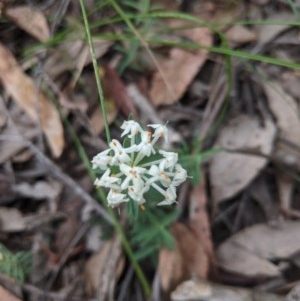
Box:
[150,26,212,106]
[158,222,209,292]
[4,5,50,42]
[0,44,64,157]
[209,115,276,204]
[0,243,31,284]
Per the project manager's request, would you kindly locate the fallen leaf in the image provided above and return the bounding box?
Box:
[89,103,117,136]
[54,217,81,255]
[0,44,64,157]
[0,99,25,164]
[277,173,296,217]
[263,80,300,166]
[171,279,284,301]
[256,13,295,44]
[0,208,25,232]
[0,207,65,232]
[211,1,243,25]
[150,26,212,106]
[158,245,183,292]
[189,176,214,263]
[85,225,104,252]
[249,175,280,222]
[282,72,300,100]
[103,65,137,117]
[84,236,123,297]
[225,25,257,45]
[158,223,209,292]
[89,65,137,134]
[13,180,62,201]
[5,6,50,42]
[0,285,23,301]
[209,114,276,203]
[171,279,212,301]
[44,39,113,79]
[217,221,300,278]
[285,284,300,301]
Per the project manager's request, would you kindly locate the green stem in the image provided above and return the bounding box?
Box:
[79,0,151,297]
[79,0,111,144]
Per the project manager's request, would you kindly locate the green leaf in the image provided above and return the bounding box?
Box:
[0,244,31,283]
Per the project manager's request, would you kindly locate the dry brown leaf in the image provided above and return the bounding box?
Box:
[217,221,300,278]
[54,217,81,255]
[0,100,25,164]
[256,13,295,44]
[0,207,65,232]
[0,44,64,157]
[0,286,23,301]
[150,27,212,106]
[89,66,136,134]
[171,279,284,301]
[171,279,212,301]
[282,72,300,100]
[285,284,300,301]
[277,173,295,217]
[263,80,300,165]
[211,1,243,25]
[44,39,113,79]
[84,237,123,297]
[103,65,137,116]
[13,180,62,201]
[225,25,257,44]
[90,105,117,136]
[5,6,50,42]
[158,223,209,292]
[0,207,25,232]
[158,244,183,292]
[209,115,276,203]
[189,176,214,263]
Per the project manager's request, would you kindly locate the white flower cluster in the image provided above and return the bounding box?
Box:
[91,120,187,208]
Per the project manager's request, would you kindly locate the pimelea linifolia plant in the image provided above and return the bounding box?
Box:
[91,120,187,208]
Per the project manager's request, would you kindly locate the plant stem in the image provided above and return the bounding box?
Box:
[79,0,111,144]
[79,0,151,297]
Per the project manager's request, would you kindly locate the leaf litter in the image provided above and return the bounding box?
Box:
[1,1,300,301]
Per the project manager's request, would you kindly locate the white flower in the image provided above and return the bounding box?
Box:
[159,150,178,169]
[148,123,168,143]
[120,164,146,190]
[147,165,172,187]
[109,139,135,164]
[157,186,177,206]
[107,190,129,207]
[94,169,120,190]
[92,119,187,208]
[172,164,187,186]
[91,149,111,170]
[134,130,156,164]
[121,120,142,138]
[128,180,149,204]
